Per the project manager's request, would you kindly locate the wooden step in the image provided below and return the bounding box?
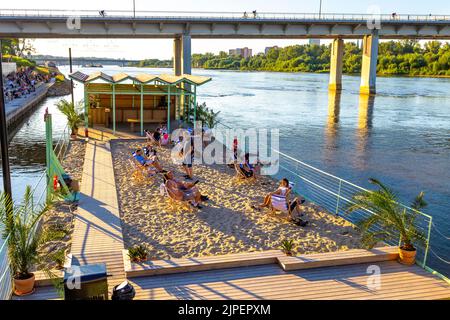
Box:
[278,246,399,271]
[124,247,399,278]
[124,249,282,277]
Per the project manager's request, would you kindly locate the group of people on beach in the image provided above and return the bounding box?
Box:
[2,66,51,102]
[130,127,308,225]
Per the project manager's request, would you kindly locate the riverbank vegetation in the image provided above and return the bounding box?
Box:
[130,40,450,77]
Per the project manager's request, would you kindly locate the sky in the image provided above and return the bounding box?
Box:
[7,0,450,59]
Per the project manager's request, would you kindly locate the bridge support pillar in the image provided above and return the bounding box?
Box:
[328,38,344,91]
[174,34,191,123]
[173,34,191,75]
[360,33,379,95]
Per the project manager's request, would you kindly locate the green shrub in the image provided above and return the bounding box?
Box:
[128,245,148,262]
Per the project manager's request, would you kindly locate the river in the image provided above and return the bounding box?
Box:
[1,65,449,276]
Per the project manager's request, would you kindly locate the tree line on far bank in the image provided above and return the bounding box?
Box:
[131,40,450,77]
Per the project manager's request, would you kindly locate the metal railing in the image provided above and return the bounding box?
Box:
[0,9,448,22]
[273,149,433,267]
[214,121,435,270]
[0,124,70,300]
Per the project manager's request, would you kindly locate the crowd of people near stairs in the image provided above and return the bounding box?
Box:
[2,66,54,103]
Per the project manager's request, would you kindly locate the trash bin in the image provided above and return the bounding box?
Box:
[112,280,135,300]
[64,263,108,300]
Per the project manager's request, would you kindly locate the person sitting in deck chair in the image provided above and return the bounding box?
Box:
[160,132,170,146]
[254,178,307,225]
[133,149,166,173]
[236,153,256,179]
[162,171,208,208]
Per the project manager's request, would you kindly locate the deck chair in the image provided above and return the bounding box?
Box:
[234,162,255,181]
[270,187,307,225]
[129,158,156,183]
[159,182,195,211]
[145,131,160,147]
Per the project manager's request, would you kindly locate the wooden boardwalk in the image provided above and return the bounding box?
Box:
[70,140,126,295]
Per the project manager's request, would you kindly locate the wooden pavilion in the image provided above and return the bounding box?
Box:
[69,71,211,135]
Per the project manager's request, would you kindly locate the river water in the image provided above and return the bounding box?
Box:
[1,65,449,275]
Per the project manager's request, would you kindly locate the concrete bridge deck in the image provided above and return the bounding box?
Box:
[0,10,449,39]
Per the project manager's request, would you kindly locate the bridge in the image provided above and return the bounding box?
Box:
[31,56,140,67]
[1,10,450,94]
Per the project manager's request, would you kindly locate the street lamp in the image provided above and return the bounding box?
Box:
[0,40,12,199]
[133,0,136,19]
[319,0,323,19]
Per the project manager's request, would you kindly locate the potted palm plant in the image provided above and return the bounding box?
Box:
[346,178,427,265]
[56,99,84,139]
[281,239,295,256]
[128,245,149,263]
[0,186,64,296]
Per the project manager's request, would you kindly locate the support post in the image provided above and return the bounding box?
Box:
[173,37,182,76]
[83,84,89,137]
[112,84,116,134]
[69,48,74,105]
[44,112,52,202]
[167,85,171,133]
[175,35,192,125]
[181,34,191,75]
[193,85,197,127]
[329,38,344,91]
[360,33,379,95]
[0,43,12,199]
[140,84,144,136]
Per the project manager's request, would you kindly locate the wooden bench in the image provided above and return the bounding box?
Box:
[278,246,399,271]
[124,250,282,277]
[124,246,400,278]
[127,118,166,132]
[123,247,398,277]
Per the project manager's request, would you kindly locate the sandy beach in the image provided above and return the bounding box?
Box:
[111,139,360,260]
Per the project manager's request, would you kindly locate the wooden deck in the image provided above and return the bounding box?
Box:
[11,138,450,300]
[129,261,450,300]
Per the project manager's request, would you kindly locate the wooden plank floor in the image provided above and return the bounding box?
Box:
[68,140,126,296]
[129,261,450,300]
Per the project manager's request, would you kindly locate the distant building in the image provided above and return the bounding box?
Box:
[229,47,253,58]
[264,46,279,55]
[309,39,321,46]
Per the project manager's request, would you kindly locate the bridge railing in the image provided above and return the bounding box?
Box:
[0,9,449,22]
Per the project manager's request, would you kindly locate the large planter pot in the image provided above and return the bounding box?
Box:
[398,247,417,265]
[14,273,35,296]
